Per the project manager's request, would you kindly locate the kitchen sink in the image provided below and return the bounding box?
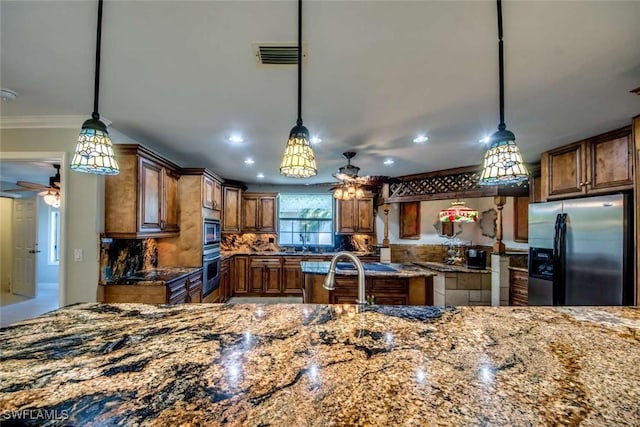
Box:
[336,262,398,272]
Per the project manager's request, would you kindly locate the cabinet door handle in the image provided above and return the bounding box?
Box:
[584,181,591,185]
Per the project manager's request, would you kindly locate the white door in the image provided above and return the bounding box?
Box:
[12,198,37,297]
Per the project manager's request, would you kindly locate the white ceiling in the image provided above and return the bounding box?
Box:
[1,1,639,185]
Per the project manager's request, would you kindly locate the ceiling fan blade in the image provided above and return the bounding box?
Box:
[2,188,37,193]
[17,180,49,190]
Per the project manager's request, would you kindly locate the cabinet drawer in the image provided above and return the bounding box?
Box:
[371,295,408,305]
[369,278,408,293]
[169,289,188,304]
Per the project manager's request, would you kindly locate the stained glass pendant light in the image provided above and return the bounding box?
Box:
[439,201,479,223]
[279,0,317,178]
[70,0,119,175]
[478,0,527,186]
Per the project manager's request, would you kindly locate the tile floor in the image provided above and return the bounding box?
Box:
[0,282,59,327]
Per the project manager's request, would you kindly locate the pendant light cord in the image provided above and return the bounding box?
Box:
[497,0,505,131]
[296,0,303,126]
[92,0,104,121]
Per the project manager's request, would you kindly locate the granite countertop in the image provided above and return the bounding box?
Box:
[301,261,437,277]
[508,266,529,273]
[1,303,638,425]
[102,267,202,286]
[413,261,492,274]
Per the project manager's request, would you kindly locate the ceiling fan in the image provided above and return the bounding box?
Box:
[4,164,62,205]
[331,152,390,189]
[13,164,61,195]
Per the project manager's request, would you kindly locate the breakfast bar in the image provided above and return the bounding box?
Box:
[0,303,638,425]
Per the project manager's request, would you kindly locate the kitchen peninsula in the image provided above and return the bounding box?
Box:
[0,303,638,425]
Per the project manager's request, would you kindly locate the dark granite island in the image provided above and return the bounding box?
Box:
[1,303,639,426]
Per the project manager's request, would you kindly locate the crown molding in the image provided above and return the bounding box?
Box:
[0,115,111,129]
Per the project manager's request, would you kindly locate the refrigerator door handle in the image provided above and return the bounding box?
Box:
[556,213,568,305]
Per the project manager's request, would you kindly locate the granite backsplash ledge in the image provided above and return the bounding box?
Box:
[221,233,375,253]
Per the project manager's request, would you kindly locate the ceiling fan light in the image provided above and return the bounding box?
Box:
[43,191,60,208]
[71,119,120,175]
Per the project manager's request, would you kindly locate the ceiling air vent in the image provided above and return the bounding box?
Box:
[252,43,308,67]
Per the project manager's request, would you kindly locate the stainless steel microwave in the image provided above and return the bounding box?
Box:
[204,219,220,247]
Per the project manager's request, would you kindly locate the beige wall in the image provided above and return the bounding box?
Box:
[0,198,13,292]
[377,197,528,251]
[1,128,104,304]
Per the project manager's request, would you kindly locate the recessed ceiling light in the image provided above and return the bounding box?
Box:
[310,136,322,144]
[479,136,491,144]
[244,158,255,165]
[228,135,244,143]
[413,135,429,143]
[256,173,265,179]
[384,159,395,165]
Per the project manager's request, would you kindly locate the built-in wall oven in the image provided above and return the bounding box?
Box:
[203,219,221,298]
[203,247,221,298]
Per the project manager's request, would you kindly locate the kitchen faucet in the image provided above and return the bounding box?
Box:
[299,233,308,252]
[322,251,367,305]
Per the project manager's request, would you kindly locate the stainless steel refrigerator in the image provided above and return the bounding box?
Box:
[528,193,633,306]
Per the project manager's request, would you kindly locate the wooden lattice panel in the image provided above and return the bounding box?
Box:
[386,165,529,202]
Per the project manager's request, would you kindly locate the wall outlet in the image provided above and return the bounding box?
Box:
[74,248,83,262]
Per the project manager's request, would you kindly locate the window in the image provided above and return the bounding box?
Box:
[49,209,60,265]
[278,194,333,248]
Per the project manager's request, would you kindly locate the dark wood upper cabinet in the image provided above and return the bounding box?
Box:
[513,196,529,243]
[241,193,278,233]
[203,175,223,211]
[399,202,421,239]
[541,126,632,201]
[336,196,374,234]
[105,144,180,238]
[222,185,242,233]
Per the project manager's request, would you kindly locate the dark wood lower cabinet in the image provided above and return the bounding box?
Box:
[233,256,249,294]
[219,258,231,303]
[312,274,432,306]
[282,259,304,294]
[509,269,528,306]
[101,269,203,304]
[186,271,203,303]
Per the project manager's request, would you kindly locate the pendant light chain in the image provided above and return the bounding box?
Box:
[92,0,104,120]
[296,0,302,126]
[70,0,120,175]
[279,0,317,178]
[497,0,505,131]
[477,0,528,186]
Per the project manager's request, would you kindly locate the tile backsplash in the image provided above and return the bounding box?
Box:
[100,238,157,282]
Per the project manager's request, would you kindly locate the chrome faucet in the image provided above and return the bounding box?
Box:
[322,251,367,305]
